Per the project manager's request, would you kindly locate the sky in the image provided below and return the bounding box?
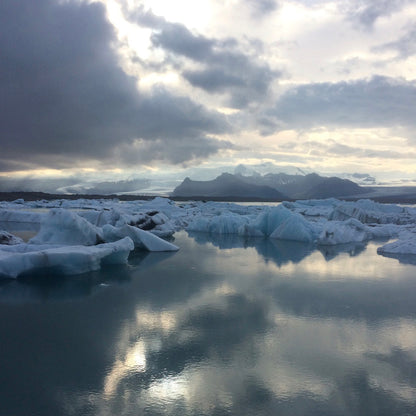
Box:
[1,0,416,193]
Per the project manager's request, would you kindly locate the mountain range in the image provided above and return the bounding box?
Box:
[172,172,370,201]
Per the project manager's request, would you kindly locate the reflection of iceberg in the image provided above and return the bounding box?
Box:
[0,251,174,303]
[0,264,130,303]
[187,230,256,250]
[317,242,367,261]
[254,239,315,267]
[376,252,416,266]
[187,231,314,266]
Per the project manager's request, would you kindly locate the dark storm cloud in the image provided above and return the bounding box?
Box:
[346,0,410,29]
[268,76,416,131]
[0,0,231,172]
[126,6,279,108]
[373,24,416,59]
[116,135,235,165]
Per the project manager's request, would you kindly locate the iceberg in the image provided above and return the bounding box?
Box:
[78,205,176,238]
[0,237,134,279]
[240,205,319,242]
[329,199,415,225]
[269,215,317,243]
[1,196,416,272]
[0,231,24,245]
[102,224,179,252]
[29,208,104,246]
[377,232,416,255]
[187,211,249,235]
[239,205,294,237]
[317,219,370,245]
[0,209,44,225]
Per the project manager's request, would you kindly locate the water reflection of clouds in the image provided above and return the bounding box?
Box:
[4,232,416,415]
[0,251,176,304]
[81,238,416,414]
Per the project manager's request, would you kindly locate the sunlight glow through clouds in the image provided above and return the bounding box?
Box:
[140,0,213,29]
[2,0,416,185]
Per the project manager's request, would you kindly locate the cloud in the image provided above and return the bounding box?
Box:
[0,0,231,172]
[284,139,416,160]
[115,135,235,165]
[373,24,416,59]
[241,0,279,17]
[268,76,416,132]
[345,0,410,29]
[126,6,279,108]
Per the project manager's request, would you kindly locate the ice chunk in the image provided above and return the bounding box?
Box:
[29,208,104,246]
[329,200,414,225]
[246,206,294,237]
[0,231,24,245]
[377,232,416,255]
[0,209,44,224]
[269,215,317,243]
[187,211,249,235]
[102,224,179,252]
[79,207,176,238]
[317,219,370,245]
[240,205,318,242]
[0,237,134,278]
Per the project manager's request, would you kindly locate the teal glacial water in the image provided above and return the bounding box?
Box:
[1,231,416,415]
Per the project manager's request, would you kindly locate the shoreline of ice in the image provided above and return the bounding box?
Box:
[1,197,416,278]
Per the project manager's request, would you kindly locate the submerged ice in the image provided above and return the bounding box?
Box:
[0,196,416,278]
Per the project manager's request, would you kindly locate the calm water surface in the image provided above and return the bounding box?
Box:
[1,231,416,415]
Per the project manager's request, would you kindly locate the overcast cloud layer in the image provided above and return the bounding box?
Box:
[1,0,416,188]
[0,0,231,172]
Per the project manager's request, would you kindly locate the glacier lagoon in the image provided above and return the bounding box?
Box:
[1,228,416,416]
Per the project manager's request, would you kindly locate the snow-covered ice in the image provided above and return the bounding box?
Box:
[0,231,23,245]
[102,224,179,252]
[30,208,104,246]
[0,237,134,278]
[1,196,416,277]
[377,231,416,255]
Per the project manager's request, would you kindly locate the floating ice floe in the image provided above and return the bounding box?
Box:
[317,219,370,245]
[185,198,414,249]
[377,231,416,255]
[102,224,178,252]
[328,199,416,225]
[30,208,104,246]
[0,209,44,225]
[0,237,134,278]
[187,211,249,235]
[0,205,180,278]
[1,197,416,276]
[187,205,320,243]
[0,231,24,245]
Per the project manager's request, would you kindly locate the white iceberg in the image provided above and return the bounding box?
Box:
[0,237,134,278]
[187,211,249,235]
[329,199,415,225]
[269,215,318,243]
[241,205,295,237]
[29,208,104,246]
[1,196,416,270]
[0,209,44,225]
[0,231,24,245]
[317,219,370,245]
[102,224,179,252]
[240,205,319,242]
[78,206,176,238]
[377,231,416,255]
